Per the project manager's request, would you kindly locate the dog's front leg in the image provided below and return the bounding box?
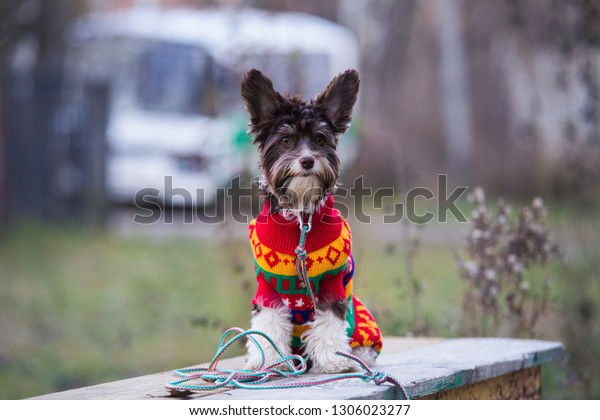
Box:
[301,300,359,373]
[244,304,293,370]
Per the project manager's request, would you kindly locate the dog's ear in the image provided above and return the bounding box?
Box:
[241,69,282,135]
[315,69,360,134]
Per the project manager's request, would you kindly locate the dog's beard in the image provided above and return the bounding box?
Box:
[277,175,323,217]
[261,144,340,217]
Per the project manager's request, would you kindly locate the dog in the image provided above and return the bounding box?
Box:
[241,69,382,373]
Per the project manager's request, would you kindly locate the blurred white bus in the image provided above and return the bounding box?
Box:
[64,7,359,206]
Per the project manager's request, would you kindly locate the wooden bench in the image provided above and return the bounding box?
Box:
[31,337,563,400]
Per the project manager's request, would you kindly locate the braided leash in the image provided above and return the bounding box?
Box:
[166,212,409,399]
[166,328,306,393]
[294,213,318,310]
[166,327,409,398]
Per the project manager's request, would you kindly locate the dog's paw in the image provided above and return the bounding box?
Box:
[309,351,360,374]
[243,354,263,371]
[301,305,359,373]
[243,351,296,372]
[352,346,378,367]
[244,305,294,371]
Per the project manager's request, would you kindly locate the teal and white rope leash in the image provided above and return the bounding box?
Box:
[295,213,317,309]
[166,213,409,399]
[166,328,409,398]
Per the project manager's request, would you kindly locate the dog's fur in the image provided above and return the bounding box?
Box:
[241,68,377,373]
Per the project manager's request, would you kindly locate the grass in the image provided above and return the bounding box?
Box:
[0,223,252,399]
[0,198,598,399]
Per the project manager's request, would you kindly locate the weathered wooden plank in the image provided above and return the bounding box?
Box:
[29,337,435,400]
[30,337,563,400]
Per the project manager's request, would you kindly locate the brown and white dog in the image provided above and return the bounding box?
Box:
[241,69,382,373]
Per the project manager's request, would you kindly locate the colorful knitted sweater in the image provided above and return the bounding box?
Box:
[249,194,383,355]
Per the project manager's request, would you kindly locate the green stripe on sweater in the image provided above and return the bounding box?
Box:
[254,260,349,295]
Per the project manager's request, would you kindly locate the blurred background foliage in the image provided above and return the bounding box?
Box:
[0,0,599,399]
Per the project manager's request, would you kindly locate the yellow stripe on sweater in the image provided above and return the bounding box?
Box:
[250,219,352,277]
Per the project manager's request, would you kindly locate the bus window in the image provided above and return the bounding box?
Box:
[134,41,215,116]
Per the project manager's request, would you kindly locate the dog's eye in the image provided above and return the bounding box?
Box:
[281,136,291,145]
[314,135,326,145]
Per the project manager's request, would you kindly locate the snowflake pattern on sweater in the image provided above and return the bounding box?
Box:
[249,194,383,355]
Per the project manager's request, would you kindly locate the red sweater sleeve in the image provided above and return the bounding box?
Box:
[317,268,348,304]
[251,271,282,308]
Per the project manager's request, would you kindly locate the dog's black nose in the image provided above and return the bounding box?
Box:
[300,156,314,169]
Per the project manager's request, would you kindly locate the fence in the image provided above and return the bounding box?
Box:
[1,67,109,227]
